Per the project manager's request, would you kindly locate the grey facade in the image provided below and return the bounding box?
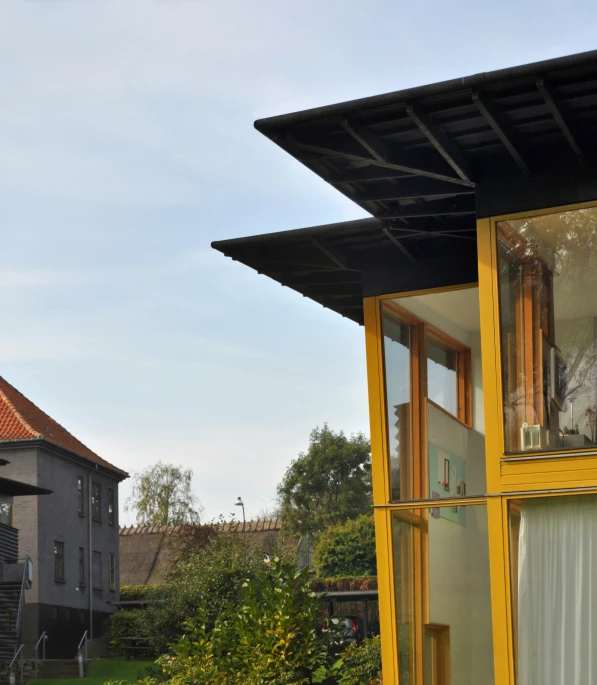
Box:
[0,440,125,658]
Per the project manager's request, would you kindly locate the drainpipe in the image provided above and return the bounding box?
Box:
[88,470,94,639]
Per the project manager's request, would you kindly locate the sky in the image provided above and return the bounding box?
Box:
[1,0,597,523]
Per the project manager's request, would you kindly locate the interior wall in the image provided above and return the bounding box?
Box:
[428,507,494,685]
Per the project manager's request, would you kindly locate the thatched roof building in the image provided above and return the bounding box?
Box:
[119,519,283,586]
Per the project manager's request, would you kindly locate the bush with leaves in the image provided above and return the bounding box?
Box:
[104,609,153,657]
[334,637,382,685]
[313,514,377,578]
[138,528,271,655]
[109,558,382,685]
[125,558,337,685]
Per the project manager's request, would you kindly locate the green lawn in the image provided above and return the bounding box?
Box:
[32,658,154,685]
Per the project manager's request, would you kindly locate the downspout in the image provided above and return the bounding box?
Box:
[88,470,94,639]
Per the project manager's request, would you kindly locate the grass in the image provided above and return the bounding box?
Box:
[32,658,154,685]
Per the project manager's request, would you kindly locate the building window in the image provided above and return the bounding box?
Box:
[108,488,115,527]
[509,494,597,681]
[80,609,85,625]
[77,477,84,516]
[392,504,494,685]
[0,499,13,527]
[108,553,116,592]
[54,541,65,582]
[497,206,597,454]
[64,608,71,622]
[79,547,85,587]
[52,606,58,621]
[381,293,475,502]
[91,483,101,521]
[92,551,102,590]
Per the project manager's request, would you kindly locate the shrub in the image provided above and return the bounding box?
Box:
[119,585,168,602]
[336,637,382,685]
[138,529,273,654]
[313,515,377,578]
[310,577,378,592]
[127,558,339,685]
[104,609,153,657]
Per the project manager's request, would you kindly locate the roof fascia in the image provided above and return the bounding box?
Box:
[0,438,128,482]
[255,49,597,133]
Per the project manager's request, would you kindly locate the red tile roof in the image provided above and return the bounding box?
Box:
[0,376,126,476]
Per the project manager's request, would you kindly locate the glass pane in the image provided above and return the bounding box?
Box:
[0,503,12,527]
[509,494,597,683]
[392,515,417,685]
[497,208,597,453]
[427,341,458,416]
[393,505,494,685]
[382,305,413,500]
[427,401,486,499]
[428,504,494,685]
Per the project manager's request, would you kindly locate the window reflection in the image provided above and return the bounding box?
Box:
[498,207,597,452]
[382,307,412,500]
[427,340,458,417]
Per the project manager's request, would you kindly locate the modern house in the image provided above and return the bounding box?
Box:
[213,50,597,684]
[0,377,128,658]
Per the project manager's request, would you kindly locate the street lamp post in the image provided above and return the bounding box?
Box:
[234,496,246,535]
[234,497,246,561]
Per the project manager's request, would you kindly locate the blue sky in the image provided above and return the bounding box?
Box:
[1,0,596,522]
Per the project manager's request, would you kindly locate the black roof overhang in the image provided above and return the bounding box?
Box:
[213,50,597,325]
[0,476,52,497]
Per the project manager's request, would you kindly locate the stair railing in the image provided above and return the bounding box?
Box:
[13,557,31,646]
[77,630,88,677]
[8,643,24,685]
[34,631,48,676]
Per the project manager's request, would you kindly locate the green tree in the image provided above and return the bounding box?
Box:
[277,425,372,536]
[313,514,377,578]
[125,461,202,526]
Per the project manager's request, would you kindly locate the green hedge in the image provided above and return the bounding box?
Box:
[119,585,168,601]
[103,610,154,657]
[313,514,377,578]
[310,576,378,592]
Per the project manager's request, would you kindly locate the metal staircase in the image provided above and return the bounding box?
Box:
[0,581,23,660]
[0,557,31,664]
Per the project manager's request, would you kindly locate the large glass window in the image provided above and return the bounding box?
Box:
[382,305,413,501]
[381,288,483,501]
[497,207,597,453]
[393,504,494,685]
[393,515,417,685]
[509,494,597,684]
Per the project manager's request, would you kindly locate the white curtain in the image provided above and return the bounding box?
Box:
[518,495,597,685]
